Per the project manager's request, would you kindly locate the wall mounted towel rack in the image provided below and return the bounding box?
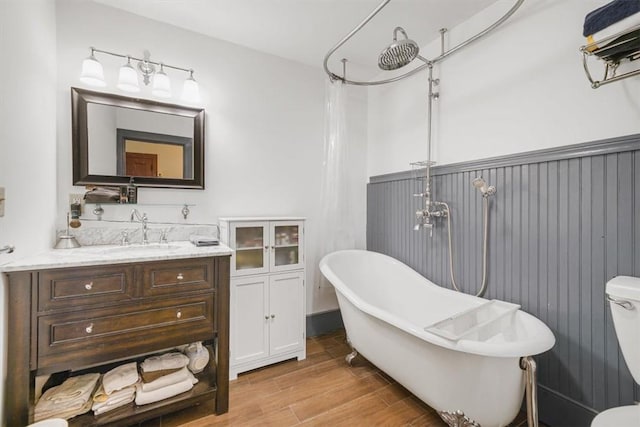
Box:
[580,23,640,88]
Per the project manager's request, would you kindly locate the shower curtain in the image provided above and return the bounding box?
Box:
[316,78,357,288]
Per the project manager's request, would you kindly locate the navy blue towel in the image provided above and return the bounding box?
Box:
[583,0,640,36]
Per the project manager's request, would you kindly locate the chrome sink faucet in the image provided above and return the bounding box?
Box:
[130,209,149,245]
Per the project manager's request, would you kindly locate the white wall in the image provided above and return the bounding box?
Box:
[87,103,117,175]
[56,0,368,314]
[368,0,640,177]
[0,0,58,423]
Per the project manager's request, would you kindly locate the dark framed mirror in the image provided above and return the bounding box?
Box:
[71,87,205,189]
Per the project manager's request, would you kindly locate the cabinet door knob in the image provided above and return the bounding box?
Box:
[271,314,275,319]
[85,323,94,334]
[84,282,93,290]
[264,315,269,320]
[177,273,184,280]
[176,310,182,319]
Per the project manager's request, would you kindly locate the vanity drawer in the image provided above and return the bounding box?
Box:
[142,258,214,297]
[38,265,136,311]
[37,293,215,371]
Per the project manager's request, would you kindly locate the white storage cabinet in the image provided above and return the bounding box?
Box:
[219,218,306,379]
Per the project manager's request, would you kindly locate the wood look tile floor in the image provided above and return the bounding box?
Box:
[166,329,533,427]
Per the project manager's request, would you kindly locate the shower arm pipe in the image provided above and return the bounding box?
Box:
[424,62,435,200]
[323,0,525,86]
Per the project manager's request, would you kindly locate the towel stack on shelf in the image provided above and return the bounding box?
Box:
[583,0,640,61]
[91,362,139,415]
[34,373,100,422]
[136,352,198,406]
[34,349,204,422]
[92,383,136,415]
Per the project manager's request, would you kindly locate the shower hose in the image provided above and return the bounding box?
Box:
[441,196,490,298]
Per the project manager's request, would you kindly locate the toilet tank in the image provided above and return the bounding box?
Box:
[606,276,640,384]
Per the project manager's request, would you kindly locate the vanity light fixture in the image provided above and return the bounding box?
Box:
[182,70,200,103]
[79,47,199,102]
[117,56,140,93]
[79,48,106,87]
[152,64,171,98]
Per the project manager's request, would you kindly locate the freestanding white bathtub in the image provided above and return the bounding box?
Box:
[319,250,555,427]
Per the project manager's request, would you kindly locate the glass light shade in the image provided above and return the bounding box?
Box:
[117,62,140,92]
[152,69,171,98]
[181,75,200,103]
[80,55,106,87]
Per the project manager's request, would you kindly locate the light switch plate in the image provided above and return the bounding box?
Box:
[0,187,5,217]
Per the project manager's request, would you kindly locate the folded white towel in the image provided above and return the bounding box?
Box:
[135,372,197,406]
[140,352,189,373]
[102,362,139,395]
[92,385,135,415]
[35,373,99,421]
[93,393,134,415]
[141,366,191,392]
[35,395,93,422]
[45,373,100,404]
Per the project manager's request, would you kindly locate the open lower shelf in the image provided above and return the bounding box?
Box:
[67,372,216,427]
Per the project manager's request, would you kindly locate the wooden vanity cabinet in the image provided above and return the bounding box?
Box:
[4,256,230,427]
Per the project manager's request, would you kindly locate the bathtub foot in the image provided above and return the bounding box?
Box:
[520,356,539,427]
[437,410,481,427]
[345,348,358,366]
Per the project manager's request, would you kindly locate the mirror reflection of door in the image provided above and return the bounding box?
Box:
[124,139,184,178]
[116,129,193,179]
[125,152,158,177]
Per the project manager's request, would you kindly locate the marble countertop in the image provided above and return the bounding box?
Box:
[0,241,233,272]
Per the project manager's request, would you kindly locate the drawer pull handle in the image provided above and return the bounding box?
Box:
[176,311,182,319]
[177,273,184,280]
[85,323,94,334]
[84,282,93,290]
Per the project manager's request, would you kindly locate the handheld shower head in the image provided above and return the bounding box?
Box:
[472,177,496,197]
[378,27,420,71]
[472,177,486,190]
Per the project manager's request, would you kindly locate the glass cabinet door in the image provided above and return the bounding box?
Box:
[231,222,269,276]
[269,221,304,272]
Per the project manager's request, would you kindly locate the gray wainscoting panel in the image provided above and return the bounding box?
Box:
[366,135,640,424]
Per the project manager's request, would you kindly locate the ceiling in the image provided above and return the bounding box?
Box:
[93,0,499,81]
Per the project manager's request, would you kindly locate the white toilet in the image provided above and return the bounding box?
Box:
[591,276,640,427]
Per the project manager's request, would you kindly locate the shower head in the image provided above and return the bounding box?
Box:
[378,27,420,71]
[472,176,496,197]
[472,177,487,190]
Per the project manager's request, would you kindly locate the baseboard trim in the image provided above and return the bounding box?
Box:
[306,309,344,337]
[538,384,598,427]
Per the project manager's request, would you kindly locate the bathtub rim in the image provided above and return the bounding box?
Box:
[319,249,555,358]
